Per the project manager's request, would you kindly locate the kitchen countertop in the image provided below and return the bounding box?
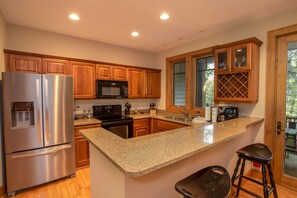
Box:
[80,117,264,178]
[74,118,102,126]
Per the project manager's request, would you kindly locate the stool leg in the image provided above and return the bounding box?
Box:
[267,163,278,198]
[231,157,242,185]
[236,158,246,197]
[262,165,269,198]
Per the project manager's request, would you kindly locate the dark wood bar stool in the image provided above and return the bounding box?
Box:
[175,165,231,198]
[231,143,278,198]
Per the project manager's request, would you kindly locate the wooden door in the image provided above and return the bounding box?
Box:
[274,33,297,188]
[96,64,112,80]
[6,54,42,73]
[128,68,144,98]
[43,58,71,74]
[145,70,161,98]
[71,61,96,99]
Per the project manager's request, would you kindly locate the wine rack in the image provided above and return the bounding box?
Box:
[216,72,249,100]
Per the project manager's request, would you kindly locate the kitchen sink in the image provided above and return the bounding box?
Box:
[163,116,192,122]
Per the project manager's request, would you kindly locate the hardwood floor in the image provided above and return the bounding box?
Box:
[2,167,297,198]
[5,167,90,198]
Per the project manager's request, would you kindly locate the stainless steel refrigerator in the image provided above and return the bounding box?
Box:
[2,72,75,196]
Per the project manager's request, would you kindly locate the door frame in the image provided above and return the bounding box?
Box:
[265,23,297,190]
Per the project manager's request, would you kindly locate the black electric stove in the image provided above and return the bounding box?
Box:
[93,105,133,138]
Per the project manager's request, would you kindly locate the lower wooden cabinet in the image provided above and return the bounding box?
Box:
[74,124,101,169]
[152,119,187,133]
[134,118,188,137]
[133,118,150,137]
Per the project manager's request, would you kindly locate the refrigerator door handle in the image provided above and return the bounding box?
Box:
[36,79,42,144]
[43,78,50,143]
[11,144,72,159]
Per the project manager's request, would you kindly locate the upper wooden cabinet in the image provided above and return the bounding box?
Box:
[127,68,144,98]
[214,37,263,102]
[96,64,127,81]
[70,61,96,99]
[144,70,161,98]
[6,54,42,73]
[42,58,71,75]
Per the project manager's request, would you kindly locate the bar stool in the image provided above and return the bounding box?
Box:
[231,143,278,198]
[175,165,231,198]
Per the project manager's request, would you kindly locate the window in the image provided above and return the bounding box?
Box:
[173,61,186,106]
[166,47,214,114]
[196,56,214,107]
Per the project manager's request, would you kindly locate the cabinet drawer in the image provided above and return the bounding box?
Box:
[134,118,150,128]
[157,120,187,131]
[74,124,101,137]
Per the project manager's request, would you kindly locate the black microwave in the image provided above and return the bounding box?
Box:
[96,80,128,99]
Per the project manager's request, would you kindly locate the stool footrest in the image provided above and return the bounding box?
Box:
[233,184,262,198]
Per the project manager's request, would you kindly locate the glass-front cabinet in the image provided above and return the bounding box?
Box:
[214,48,231,73]
[232,43,251,71]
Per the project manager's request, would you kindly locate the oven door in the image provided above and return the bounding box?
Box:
[101,119,133,139]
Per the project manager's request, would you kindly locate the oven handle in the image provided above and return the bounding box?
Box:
[101,119,133,127]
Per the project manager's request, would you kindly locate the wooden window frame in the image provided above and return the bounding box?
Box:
[166,47,215,116]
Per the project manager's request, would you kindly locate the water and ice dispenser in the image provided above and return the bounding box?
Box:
[11,102,35,128]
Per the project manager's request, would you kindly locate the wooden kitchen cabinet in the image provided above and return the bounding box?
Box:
[127,68,144,98]
[70,61,96,99]
[96,64,127,81]
[150,118,187,133]
[42,58,71,74]
[133,118,150,137]
[156,119,187,132]
[144,70,161,98]
[5,53,42,73]
[75,124,101,169]
[214,37,263,102]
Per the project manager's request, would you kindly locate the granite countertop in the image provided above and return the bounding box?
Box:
[74,118,102,126]
[80,117,264,178]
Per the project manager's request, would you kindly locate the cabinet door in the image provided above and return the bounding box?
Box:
[6,54,42,73]
[96,64,113,80]
[133,118,150,137]
[231,43,252,71]
[145,70,161,98]
[128,68,144,98]
[113,66,127,81]
[71,61,96,99]
[43,58,71,74]
[214,48,231,74]
[75,136,90,169]
[74,124,100,169]
[134,127,150,137]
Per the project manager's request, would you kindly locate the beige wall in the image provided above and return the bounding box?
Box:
[0,12,7,79]
[0,12,6,187]
[155,7,297,143]
[6,24,156,69]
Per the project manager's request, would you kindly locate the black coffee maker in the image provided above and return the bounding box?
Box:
[217,106,239,122]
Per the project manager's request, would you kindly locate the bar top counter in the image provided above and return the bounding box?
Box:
[80,117,263,178]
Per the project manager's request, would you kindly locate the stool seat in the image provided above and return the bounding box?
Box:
[237,143,272,164]
[175,165,231,198]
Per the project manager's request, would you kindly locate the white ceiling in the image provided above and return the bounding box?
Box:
[0,0,297,53]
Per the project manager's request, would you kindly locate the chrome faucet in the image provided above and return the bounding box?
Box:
[181,109,189,119]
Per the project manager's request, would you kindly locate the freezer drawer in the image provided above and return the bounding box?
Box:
[5,143,75,194]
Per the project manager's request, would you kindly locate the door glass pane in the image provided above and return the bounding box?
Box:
[284,41,297,177]
[173,61,186,106]
[196,56,214,107]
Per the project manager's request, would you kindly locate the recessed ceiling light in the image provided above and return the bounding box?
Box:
[160,13,170,20]
[69,13,80,21]
[131,32,139,37]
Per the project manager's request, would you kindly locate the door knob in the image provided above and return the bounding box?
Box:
[277,121,285,135]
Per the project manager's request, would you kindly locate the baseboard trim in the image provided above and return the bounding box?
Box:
[0,185,5,197]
